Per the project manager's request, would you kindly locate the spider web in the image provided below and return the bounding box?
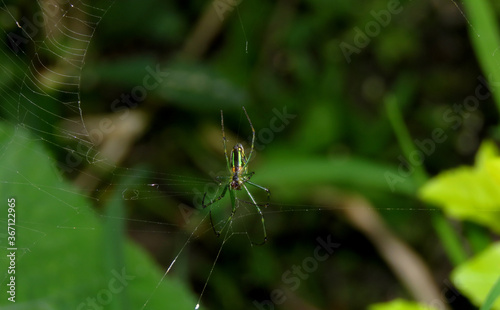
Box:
[0,0,493,309]
[0,0,198,308]
[0,2,297,309]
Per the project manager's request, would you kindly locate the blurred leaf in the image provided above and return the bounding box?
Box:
[368,298,439,310]
[463,0,500,115]
[98,0,186,43]
[256,154,419,198]
[155,63,249,110]
[418,140,500,232]
[0,123,196,309]
[481,276,500,310]
[84,56,159,87]
[452,243,500,310]
[293,101,340,153]
[376,26,420,68]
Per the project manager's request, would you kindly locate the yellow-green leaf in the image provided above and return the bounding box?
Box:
[368,299,439,310]
[418,141,500,232]
[452,243,500,310]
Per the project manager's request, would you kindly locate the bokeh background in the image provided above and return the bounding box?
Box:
[1,0,500,309]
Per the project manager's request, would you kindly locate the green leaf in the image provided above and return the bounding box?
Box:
[385,93,466,266]
[368,299,439,310]
[452,243,500,310]
[481,276,500,310]
[255,154,419,198]
[418,140,500,232]
[0,123,196,309]
[462,0,500,116]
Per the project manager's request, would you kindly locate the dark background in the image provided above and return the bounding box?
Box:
[1,0,499,309]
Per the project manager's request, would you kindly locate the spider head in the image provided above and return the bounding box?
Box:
[233,143,244,153]
[230,178,242,190]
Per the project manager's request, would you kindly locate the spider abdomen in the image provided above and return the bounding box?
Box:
[230,143,248,190]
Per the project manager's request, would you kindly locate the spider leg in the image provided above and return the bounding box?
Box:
[220,110,231,173]
[242,107,255,168]
[246,181,271,207]
[242,183,267,246]
[202,184,229,237]
[243,171,255,182]
[211,188,238,238]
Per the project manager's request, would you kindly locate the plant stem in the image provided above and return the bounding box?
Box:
[462,0,500,117]
[385,95,467,266]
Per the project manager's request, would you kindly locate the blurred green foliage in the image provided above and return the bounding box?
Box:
[0,125,196,309]
[369,299,439,310]
[1,0,500,309]
[452,243,500,310]
[420,141,500,233]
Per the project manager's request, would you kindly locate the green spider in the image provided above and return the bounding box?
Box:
[202,107,271,245]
